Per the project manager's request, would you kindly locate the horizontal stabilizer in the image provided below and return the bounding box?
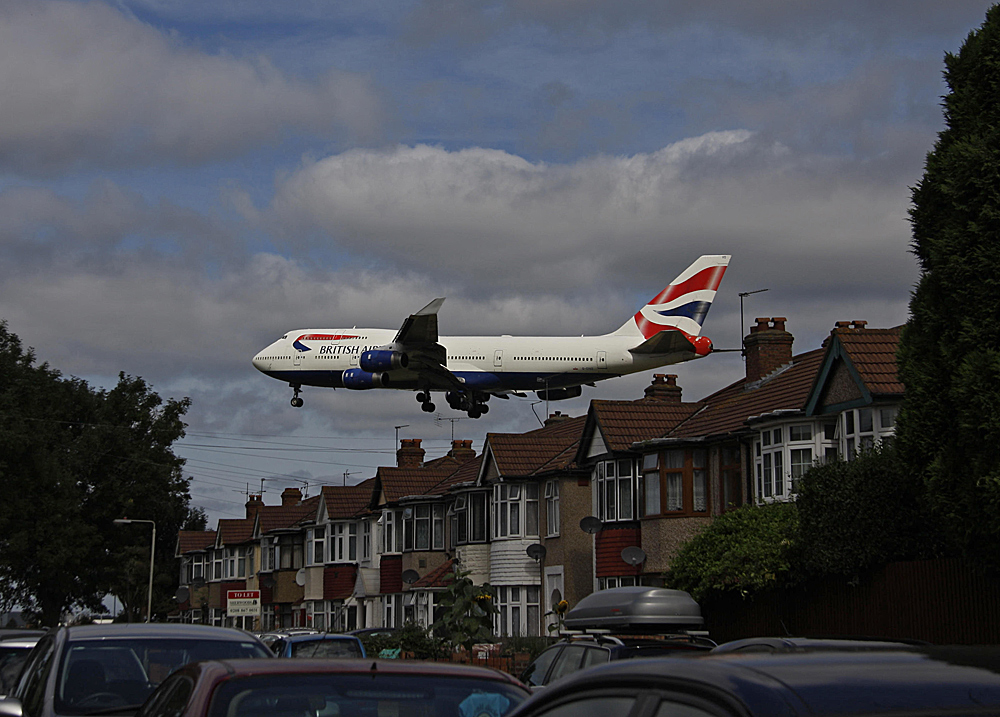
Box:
[629,329,696,355]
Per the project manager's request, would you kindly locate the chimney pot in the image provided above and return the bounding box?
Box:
[851,320,867,329]
[835,321,851,329]
[644,373,682,402]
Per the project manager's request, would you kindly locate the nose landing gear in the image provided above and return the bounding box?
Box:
[290,384,303,408]
[416,391,435,413]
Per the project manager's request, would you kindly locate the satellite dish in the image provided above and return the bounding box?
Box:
[191,576,206,589]
[174,586,190,603]
[621,546,647,566]
[295,568,306,586]
[580,516,603,534]
[402,569,420,585]
[526,544,547,562]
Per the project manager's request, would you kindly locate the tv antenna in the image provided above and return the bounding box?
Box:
[434,415,466,441]
[739,289,769,359]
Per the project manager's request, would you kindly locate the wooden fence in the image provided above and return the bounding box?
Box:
[701,557,1000,645]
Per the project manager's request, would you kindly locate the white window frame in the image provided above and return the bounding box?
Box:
[594,459,637,523]
[544,480,560,537]
[495,585,541,637]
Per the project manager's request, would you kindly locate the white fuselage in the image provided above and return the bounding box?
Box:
[251,329,699,395]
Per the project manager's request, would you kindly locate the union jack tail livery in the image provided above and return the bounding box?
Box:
[613,255,730,339]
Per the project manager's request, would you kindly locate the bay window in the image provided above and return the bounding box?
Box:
[493,483,539,538]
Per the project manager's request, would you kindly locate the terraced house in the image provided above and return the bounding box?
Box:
[173,318,903,634]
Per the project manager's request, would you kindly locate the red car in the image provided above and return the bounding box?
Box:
[135,658,529,717]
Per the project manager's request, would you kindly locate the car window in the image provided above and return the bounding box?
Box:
[289,639,362,658]
[581,647,611,669]
[528,696,637,717]
[0,644,35,695]
[136,674,195,717]
[206,672,527,717]
[546,645,587,684]
[520,646,561,687]
[54,637,271,715]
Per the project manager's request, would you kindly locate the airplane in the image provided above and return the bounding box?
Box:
[251,255,730,418]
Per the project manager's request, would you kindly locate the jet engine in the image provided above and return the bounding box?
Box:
[360,350,409,372]
[342,369,390,390]
[536,386,582,401]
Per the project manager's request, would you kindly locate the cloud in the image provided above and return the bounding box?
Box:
[269,134,916,303]
[0,0,384,175]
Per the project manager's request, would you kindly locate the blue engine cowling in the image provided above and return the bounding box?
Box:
[342,369,390,390]
[359,350,409,372]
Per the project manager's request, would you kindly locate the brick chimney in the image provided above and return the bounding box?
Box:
[643,374,682,402]
[281,487,302,506]
[544,411,571,426]
[245,494,264,521]
[448,439,476,462]
[744,317,793,383]
[397,438,425,468]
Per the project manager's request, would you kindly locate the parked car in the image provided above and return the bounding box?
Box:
[507,648,1000,717]
[520,586,714,690]
[268,632,366,659]
[0,623,272,717]
[0,638,39,698]
[518,632,714,690]
[134,657,530,717]
[710,636,929,654]
[0,634,44,644]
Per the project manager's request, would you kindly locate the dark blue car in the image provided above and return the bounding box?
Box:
[508,647,1000,717]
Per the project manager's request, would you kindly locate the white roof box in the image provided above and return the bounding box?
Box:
[563,586,704,632]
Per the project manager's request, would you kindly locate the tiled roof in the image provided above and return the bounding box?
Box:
[321,480,374,520]
[591,400,703,451]
[413,558,457,588]
[669,349,825,439]
[378,465,460,503]
[834,326,904,396]
[486,415,586,477]
[256,494,321,534]
[216,518,254,545]
[428,455,482,495]
[177,530,216,554]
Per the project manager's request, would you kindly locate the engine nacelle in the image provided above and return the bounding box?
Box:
[342,369,390,390]
[536,386,582,401]
[360,350,409,373]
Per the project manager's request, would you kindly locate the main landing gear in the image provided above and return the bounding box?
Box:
[446,390,490,418]
[416,391,435,413]
[290,384,303,408]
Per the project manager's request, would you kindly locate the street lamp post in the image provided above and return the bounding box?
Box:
[114,518,156,623]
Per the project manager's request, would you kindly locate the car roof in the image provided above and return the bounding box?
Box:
[282,633,360,643]
[0,639,39,649]
[61,623,265,641]
[711,637,925,653]
[186,657,527,686]
[519,649,1000,717]
[0,630,45,641]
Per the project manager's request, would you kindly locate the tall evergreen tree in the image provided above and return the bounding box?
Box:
[896,5,1000,569]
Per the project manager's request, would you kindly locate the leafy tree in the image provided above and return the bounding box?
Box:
[666,502,799,601]
[896,6,1000,570]
[794,445,936,580]
[0,321,193,625]
[430,569,498,654]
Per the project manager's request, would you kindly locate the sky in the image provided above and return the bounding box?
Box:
[1,0,993,525]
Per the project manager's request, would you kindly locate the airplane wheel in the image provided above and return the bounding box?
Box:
[480,404,489,414]
[291,397,303,408]
[416,392,427,403]
[422,402,435,413]
[468,407,482,419]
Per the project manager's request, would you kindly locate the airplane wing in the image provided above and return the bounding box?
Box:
[629,329,697,355]
[385,298,464,390]
[393,298,445,345]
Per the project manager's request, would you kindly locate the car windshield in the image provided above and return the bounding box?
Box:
[54,637,271,715]
[207,672,526,717]
[288,640,362,659]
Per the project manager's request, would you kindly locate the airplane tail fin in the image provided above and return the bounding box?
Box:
[613,255,730,339]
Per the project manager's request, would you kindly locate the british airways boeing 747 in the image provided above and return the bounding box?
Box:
[252,255,730,417]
